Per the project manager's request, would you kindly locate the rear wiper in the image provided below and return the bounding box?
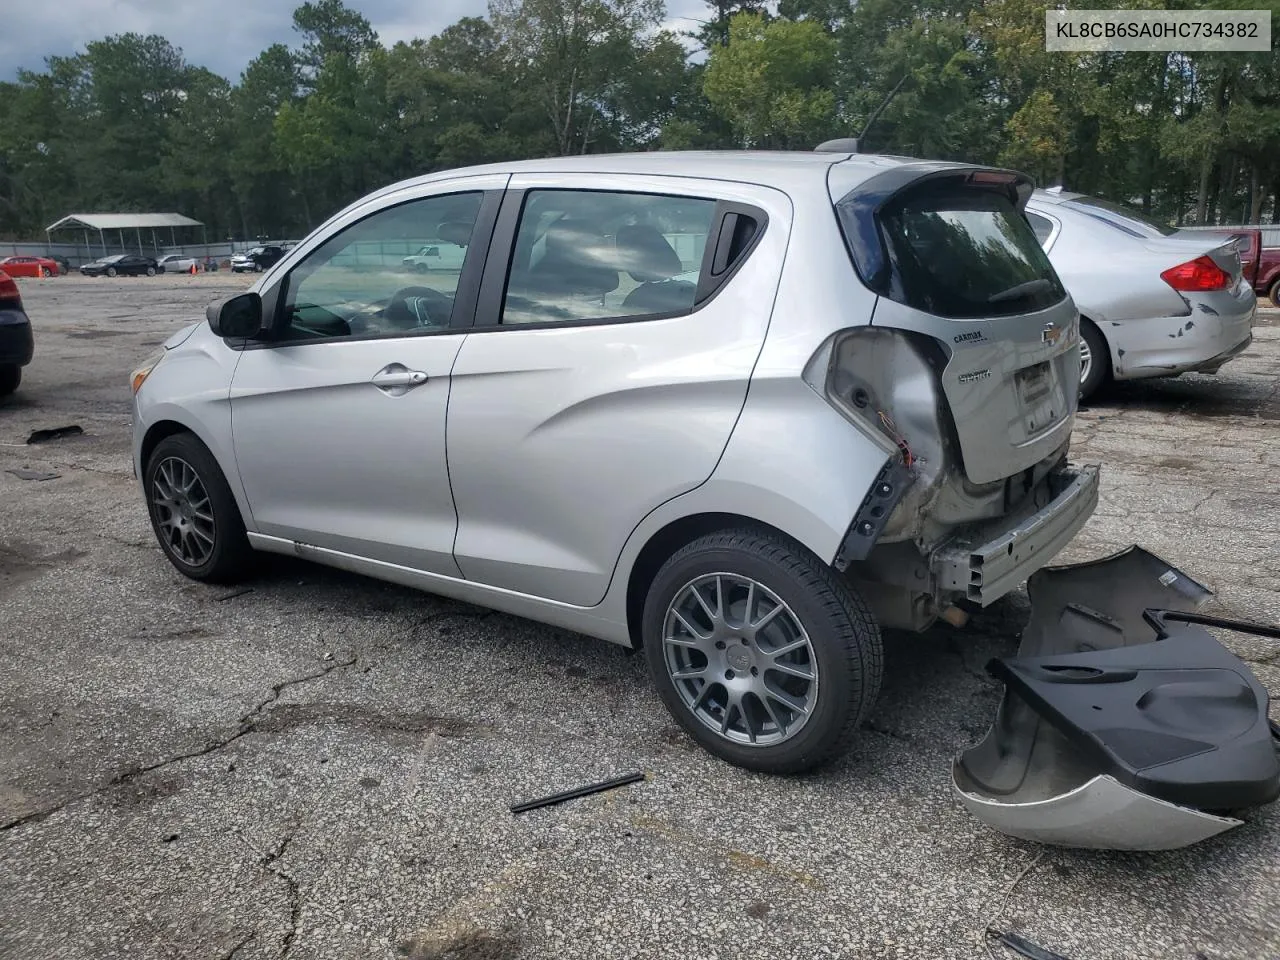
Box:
[987,278,1053,304]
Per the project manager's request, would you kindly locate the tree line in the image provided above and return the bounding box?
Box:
[1,0,1277,242]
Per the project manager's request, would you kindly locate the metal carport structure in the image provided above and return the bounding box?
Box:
[44,213,206,257]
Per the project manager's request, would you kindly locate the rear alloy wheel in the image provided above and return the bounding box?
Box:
[106,267,118,277]
[1078,319,1109,402]
[643,528,882,774]
[0,365,20,396]
[145,433,253,583]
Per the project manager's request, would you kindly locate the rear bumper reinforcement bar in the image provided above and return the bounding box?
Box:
[932,463,1100,606]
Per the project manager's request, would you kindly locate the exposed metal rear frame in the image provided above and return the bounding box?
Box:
[933,465,1101,604]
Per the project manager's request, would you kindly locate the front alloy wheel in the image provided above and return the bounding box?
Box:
[150,456,217,568]
[145,433,253,583]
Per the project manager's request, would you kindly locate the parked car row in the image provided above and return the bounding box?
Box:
[2,253,232,279]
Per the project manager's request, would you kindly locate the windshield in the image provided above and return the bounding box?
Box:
[873,184,1067,318]
[1063,196,1177,238]
[101,255,125,263]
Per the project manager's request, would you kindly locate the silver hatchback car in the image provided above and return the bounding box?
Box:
[131,152,1099,773]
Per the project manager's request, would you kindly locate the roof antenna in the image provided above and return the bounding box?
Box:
[815,74,910,154]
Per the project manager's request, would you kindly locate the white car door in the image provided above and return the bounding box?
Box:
[228,175,506,575]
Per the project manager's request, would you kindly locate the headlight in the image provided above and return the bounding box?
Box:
[130,349,166,394]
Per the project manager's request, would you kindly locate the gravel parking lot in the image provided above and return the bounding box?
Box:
[1,273,1277,960]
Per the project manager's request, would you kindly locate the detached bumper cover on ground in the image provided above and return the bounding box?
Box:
[955,546,1280,851]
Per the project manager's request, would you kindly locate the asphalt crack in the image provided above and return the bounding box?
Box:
[0,653,357,833]
[222,930,256,960]
[261,834,302,959]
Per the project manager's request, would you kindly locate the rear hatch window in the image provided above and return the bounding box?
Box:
[876,183,1066,319]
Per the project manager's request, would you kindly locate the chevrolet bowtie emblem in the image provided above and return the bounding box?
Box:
[1042,322,1065,346]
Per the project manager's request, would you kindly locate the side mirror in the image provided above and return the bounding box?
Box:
[207,292,263,339]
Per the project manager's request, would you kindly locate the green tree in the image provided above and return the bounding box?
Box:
[488,0,672,155]
[292,0,379,83]
[229,44,302,237]
[703,13,836,148]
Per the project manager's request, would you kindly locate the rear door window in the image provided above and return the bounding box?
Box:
[876,185,1066,319]
[499,190,718,325]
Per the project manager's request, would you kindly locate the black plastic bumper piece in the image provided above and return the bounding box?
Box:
[990,623,1280,811]
[833,458,912,571]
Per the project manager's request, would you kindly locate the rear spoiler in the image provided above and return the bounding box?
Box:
[830,163,1035,296]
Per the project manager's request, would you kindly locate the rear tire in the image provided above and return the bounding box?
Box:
[642,528,883,774]
[0,365,20,396]
[1079,319,1109,403]
[1269,279,1280,309]
[144,433,254,584]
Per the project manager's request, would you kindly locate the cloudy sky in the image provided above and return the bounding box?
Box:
[3,0,709,81]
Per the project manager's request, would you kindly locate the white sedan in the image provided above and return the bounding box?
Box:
[157,255,199,275]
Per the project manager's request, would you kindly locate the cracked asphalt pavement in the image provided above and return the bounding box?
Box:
[1,274,1277,960]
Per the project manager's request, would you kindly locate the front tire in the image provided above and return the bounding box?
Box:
[0,365,20,396]
[106,267,118,277]
[1078,319,1109,402]
[1269,279,1280,309]
[144,433,253,584]
[643,528,882,774]
[41,267,52,278]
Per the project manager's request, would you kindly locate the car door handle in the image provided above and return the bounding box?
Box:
[371,367,428,390]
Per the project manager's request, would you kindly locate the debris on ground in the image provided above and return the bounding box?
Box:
[511,771,645,814]
[988,928,1072,960]
[26,425,83,444]
[6,468,60,481]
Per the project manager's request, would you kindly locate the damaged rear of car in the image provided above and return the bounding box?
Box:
[815,161,1097,633]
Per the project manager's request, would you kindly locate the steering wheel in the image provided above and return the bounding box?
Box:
[383,285,454,330]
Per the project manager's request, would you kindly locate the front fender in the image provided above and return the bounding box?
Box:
[132,327,252,528]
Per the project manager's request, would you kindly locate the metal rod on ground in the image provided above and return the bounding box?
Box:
[510,771,645,814]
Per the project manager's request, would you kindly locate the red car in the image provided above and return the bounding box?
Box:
[1179,227,1280,305]
[0,256,60,278]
